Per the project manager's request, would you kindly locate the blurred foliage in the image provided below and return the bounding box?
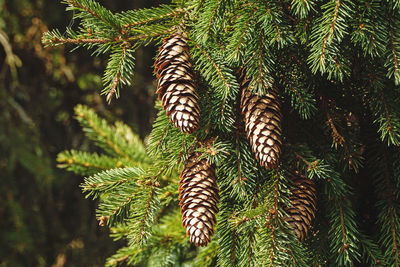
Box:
[0,0,158,265]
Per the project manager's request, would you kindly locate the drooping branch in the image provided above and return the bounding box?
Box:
[388,11,400,83]
[320,0,341,62]
[383,150,399,266]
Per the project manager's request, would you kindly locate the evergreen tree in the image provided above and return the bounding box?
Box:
[43,0,400,265]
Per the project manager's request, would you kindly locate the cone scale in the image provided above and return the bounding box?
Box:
[154,33,200,134]
[179,153,219,246]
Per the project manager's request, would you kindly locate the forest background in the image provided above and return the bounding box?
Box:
[0,0,159,265]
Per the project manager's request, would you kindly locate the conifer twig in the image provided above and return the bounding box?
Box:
[123,8,185,28]
[268,172,280,265]
[321,0,341,62]
[76,111,131,160]
[138,183,157,243]
[205,1,221,38]
[380,90,394,134]
[338,202,348,253]
[325,110,344,146]
[383,150,399,266]
[51,36,109,44]
[106,69,120,102]
[193,42,231,116]
[58,157,111,170]
[263,0,282,43]
[230,230,237,265]
[388,11,400,82]
[65,0,121,33]
[233,8,257,59]
[86,177,128,190]
[235,125,244,185]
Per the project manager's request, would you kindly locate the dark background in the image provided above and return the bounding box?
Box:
[0,0,160,265]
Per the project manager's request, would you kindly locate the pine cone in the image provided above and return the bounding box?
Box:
[284,176,317,241]
[154,33,200,134]
[239,71,282,169]
[179,153,219,246]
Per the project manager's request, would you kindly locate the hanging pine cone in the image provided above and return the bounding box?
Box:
[283,176,317,241]
[239,71,282,169]
[179,153,219,246]
[154,33,200,134]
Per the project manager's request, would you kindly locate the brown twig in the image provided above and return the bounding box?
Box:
[106,70,121,103]
[325,110,345,146]
[51,37,109,44]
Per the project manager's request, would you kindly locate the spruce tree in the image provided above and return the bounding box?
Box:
[43,0,400,266]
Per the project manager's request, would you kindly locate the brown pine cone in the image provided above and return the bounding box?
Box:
[284,176,317,241]
[154,34,200,134]
[239,71,282,169]
[179,153,219,246]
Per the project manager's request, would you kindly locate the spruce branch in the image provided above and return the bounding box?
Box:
[350,1,385,58]
[321,1,341,59]
[74,105,149,163]
[393,0,400,10]
[63,0,121,33]
[364,73,400,146]
[256,0,294,48]
[190,40,239,132]
[380,89,395,142]
[105,245,144,266]
[102,44,135,102]
[193,42,232,98]
[194,241,219,267]
[269,173,280,265]
[193,0,225,43]
[47,1,400,265]
[376,88,400,146]
[120,6,184,28]
[225,5,257,63]
[386,9,400,85]
[338,201,349,253]
[241,29,275,95]
[277,51,317,119]
[57,150,128,175]
[234,126,244,186]
[371,145,400,266]
[358,233,385,267]
[81,167,145,198]
[76,106,129,159]
[383,150,399,266]
[308,0,354,80]
[129,181,161,245]
[291,0,316,19]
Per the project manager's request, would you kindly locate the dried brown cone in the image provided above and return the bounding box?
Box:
[179,153,219,246]
[154,33,200,134]
[239,71,282,169]
[284,176,317,241]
